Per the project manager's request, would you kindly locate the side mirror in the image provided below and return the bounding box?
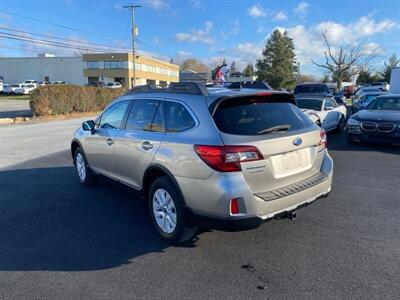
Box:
[82,120,95,134]
[325,106,334,111]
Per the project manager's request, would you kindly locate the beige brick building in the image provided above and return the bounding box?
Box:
[83,53,179,88]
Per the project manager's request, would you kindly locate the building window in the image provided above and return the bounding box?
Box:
[146,79,156,85]
[145,65,156,73]
[88,76,100,85]
[168,70,178,77]
[104,61,124,69]
[87,61,99,69]
[135,63,141,70]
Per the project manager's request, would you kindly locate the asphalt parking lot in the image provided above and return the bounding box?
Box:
[0,99,32,118]
[0,132,399,299]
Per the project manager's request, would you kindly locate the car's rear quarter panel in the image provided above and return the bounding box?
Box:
[151,95,222,179]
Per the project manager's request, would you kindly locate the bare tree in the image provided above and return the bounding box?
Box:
[312,31,380,89]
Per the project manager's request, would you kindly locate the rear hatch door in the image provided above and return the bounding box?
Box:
[211,93,325,193]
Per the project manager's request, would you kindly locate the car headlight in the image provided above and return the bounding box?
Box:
[347,118,361,133]
[347,118,360,126]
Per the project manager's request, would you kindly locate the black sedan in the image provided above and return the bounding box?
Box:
[347,95,400,144]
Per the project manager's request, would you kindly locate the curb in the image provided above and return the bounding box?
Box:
[0,117,31,125]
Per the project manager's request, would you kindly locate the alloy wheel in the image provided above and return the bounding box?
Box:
[152,188,177,234]
[76,153,86,182]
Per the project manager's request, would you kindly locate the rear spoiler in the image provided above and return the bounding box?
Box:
[209,92,296,117]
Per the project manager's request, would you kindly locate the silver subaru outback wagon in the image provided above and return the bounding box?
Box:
[71,83,333,243]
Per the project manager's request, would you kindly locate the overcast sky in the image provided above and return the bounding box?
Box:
[1,0,399,76]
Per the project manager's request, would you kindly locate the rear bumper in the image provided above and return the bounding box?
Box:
[186,192,330,231]
[177,151,333,228]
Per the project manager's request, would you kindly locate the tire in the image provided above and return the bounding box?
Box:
[148,176,197,244]
[336,116,345,133]
[74,147,96,186]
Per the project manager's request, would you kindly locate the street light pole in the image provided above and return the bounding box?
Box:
[124,4,141,88]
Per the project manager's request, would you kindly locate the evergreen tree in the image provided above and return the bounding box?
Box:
[379,54,399,82]
[256,30,297,89]
[371,72,382,82]
[243,64,255,76]
[356,69,372,85]
[230,61,237,75]
[321,74,330,83]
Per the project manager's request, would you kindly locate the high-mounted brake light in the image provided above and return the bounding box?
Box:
[257,92,273,97]
[318,129,328,149]
[194,145,264,172]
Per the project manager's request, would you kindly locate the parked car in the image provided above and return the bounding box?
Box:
[23,80,37,87]
[364,82,390,91]
[333,91,347,106]
[105,82,122,89]
[352,91,387,113]
[3,84,23,95]
[71,83,333,243]
[294,83,333,99]
[1,84,9,94]
[52,81,67,85]
[38,81,51,86]
[296,97,347,132]
[347,94,400,144]
[14,84,36,95]
[354,87,382,99]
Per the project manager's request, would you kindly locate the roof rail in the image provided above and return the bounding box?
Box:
[125,82,208,96]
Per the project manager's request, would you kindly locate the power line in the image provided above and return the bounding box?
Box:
[0,9,127,40]
[136,38,174,59]
[0,9,176,62]
[0,33,179,70]
[0,33,116,53]
[0,26,130,52]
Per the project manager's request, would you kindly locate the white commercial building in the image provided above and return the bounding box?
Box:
[0,54,85,84]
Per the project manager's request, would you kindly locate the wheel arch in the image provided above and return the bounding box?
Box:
[71,139,84,163]
[142,164,187,206]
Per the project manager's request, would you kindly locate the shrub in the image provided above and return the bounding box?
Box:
[30,85,125,116]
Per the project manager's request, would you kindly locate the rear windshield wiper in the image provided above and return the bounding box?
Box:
[256,124,291,135]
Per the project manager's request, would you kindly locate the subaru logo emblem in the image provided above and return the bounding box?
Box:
[293,137,302,146]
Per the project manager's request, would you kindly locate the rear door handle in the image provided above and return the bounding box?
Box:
[141,141,153,150]
[106,138,114,146]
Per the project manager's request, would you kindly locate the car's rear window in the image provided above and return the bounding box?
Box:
[212,96,313,135]
[296,99,323,111]
[294,84,329,94]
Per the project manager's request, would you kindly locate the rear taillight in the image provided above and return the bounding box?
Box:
[194,145,264,172]
[318,129,327,149]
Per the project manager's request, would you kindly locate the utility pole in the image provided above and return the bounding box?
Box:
[124,3,141,88]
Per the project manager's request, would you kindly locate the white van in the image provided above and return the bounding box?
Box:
[390,67,400,94]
